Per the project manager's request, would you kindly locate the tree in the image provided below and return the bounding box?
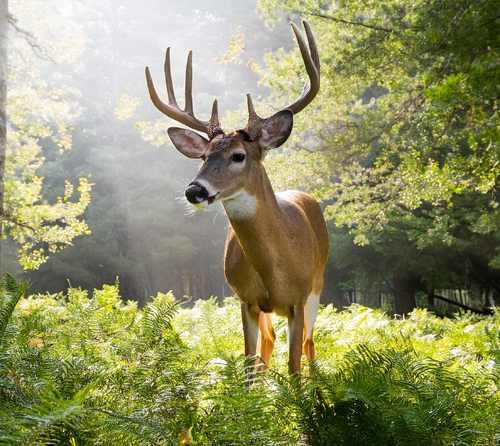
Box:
[24,0,288,300]
[1,0,91,271]
[0,0,7,272]
[257,0,499,313]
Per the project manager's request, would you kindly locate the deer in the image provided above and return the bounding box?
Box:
[145,21,328,375]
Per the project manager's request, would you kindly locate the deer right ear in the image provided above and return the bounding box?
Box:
[167,127,209,159]
[258,110,293,150]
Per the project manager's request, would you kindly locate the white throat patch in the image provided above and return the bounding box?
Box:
[222,191,257,219]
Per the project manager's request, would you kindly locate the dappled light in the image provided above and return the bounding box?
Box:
[0,0,498,444]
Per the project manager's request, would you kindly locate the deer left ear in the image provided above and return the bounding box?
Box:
[167,127,209,159]
[258,110,293,150]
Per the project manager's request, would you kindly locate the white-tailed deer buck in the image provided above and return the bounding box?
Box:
[145,21,328,374]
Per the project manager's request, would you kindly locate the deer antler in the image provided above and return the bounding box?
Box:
[145,48,222,139]
[246,20,320,139]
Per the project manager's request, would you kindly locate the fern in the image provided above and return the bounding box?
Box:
[141,294,178,344]
[0,284,497,445]
[0,274,27,345]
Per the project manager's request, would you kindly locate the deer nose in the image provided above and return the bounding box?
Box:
[185,182,209,204]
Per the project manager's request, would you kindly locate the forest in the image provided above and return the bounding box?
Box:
[0,0,498,444]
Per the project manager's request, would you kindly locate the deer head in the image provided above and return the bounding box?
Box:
[145,21,320,207]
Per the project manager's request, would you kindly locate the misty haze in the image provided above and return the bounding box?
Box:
[1,0,498,444]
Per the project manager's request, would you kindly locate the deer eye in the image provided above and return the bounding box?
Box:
[231,153,246,163]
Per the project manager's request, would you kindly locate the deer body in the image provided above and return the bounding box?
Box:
[224,184,328,373]
[146,21,328,374]
[224,187,328,316]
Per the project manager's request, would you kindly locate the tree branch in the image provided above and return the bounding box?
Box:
[363,91,425,146]
[7,13,52,61]
[431,293,493,315]
[309,12,396,34]
[0,211,36,232]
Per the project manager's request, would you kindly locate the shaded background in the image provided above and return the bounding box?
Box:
[7,0,294,303]
[4,0,498,315]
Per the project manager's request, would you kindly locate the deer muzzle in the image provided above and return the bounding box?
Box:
[185,182,209,204]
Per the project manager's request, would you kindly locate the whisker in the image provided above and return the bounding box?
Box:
[175,194,198,216]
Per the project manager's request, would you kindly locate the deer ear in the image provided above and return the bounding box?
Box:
[167,127,209,159]
[258,110,293,149]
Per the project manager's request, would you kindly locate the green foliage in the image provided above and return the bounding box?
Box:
[0,279,498,445]
[0,274,26,342]
[5,0,91,270]
[256,0,500,302]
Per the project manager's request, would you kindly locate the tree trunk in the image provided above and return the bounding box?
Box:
[0,0,7,274]
[427,289,435,308]
[486,290,495,307]
[393,274,418,315]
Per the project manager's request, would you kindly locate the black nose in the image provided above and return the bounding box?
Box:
[185,183,209,204]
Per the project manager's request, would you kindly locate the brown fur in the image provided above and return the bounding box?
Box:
[172,130,329,375]
[219,141,329,374]
[148,19,325,376]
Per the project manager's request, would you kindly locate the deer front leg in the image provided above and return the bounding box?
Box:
[287,304,305,375]
[241,302,260,379]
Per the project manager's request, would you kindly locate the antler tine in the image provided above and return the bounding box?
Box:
[209,99,219,127]
[246,94,260,121]
[244,21,320,138]
[185,51,194,115]
[290,22,315,80]
[145,48,223,138]
[287,21,320,114]
[164,48,177,106]
[303,20,320,71]
[145,66,180,120]
[245,93,264,139]
[209,99,224,138]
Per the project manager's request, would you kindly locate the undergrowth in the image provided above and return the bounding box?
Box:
[0,277,498,445]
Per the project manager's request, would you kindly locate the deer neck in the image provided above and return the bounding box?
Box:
[222,166,284,276]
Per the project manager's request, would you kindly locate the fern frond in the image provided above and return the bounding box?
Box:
[0,275,27,344]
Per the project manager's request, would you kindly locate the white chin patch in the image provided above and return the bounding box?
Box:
[222,191,257,219]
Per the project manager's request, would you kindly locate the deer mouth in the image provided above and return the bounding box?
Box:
[207,193,219,205]
[192,193,218,209]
